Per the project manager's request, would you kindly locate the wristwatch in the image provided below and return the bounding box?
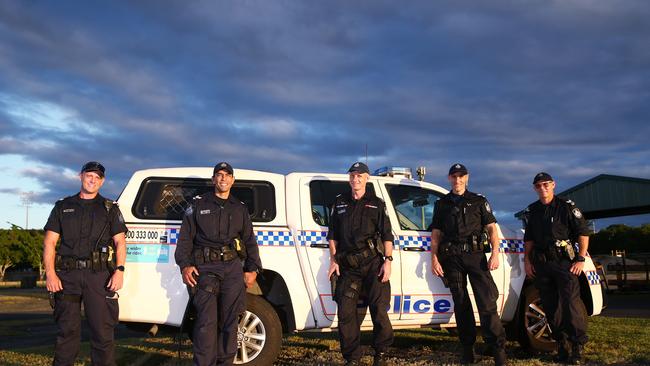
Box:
[116,265,125,272]
[384,255,394,261]
[574,256,586,263]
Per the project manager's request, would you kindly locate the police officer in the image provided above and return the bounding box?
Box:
[43,161,127,366]
[327,162,394,366]
[523,173,590,365]
[175,162,262,366]
[430,163,507,366]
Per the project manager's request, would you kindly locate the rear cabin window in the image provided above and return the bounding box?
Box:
[133,177,276,222]
[385,184,443,231]
[309,181,375,227]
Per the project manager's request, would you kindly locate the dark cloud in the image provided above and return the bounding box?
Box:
[0,1,649,228]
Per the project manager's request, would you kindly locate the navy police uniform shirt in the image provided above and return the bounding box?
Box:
[175,192,262,272]
[523,196,590,248]
[326,191,393,254]
[430,191,496,243]
[44,194,127,259]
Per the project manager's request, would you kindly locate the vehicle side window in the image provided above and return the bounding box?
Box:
[309,181,375,227]
[132,177,276,222]
[385,184,443,231]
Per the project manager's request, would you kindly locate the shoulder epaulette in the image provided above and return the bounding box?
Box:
[565,199,576,206]
[193,195,202,200]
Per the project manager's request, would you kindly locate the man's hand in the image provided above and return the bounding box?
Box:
[328,260,340,279]
[244,271,258,288]
[488,252,500,271]
[569,261,585,276]
[524,259,535,278]
[182,266,199,287]
[107,270,124,292]
[46,271,63,292]
[431,255,444,277]
[378,260,391,283]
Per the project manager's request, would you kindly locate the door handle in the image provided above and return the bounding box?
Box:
[403,246,425,252]
[310,243,329,249]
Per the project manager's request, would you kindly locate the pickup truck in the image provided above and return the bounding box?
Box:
[117,166,604,365]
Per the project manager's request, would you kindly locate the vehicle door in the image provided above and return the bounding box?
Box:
[378,182,455,323]
[298,175,402,325]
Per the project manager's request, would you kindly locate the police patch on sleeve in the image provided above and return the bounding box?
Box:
[485,201,492,213]
[572,208,582,219]
[185,205,194,216]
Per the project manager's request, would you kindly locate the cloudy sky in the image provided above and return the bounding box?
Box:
[1,0,649,231]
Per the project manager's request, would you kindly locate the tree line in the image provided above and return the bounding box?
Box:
[0,226,44,280]
[589,223,650,255]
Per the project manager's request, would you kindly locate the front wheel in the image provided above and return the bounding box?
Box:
[234,293,282,365]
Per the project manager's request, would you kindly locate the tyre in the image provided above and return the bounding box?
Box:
[518,285,587,352]
[234,293,282,365]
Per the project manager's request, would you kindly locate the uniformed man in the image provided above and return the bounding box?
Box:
[430,163,507,366]
[327,162,394,366]
[175,162,262,366]
[523,172,590,365]
[43,161,127,366]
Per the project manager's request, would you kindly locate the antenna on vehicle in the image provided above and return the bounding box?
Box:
[365,144,368,165]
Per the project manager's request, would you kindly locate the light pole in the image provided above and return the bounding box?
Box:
[20,191,34,230]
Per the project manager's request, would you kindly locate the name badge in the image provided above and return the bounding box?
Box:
[200,209,211,215]
[63,209,75,213]
[365,204,378,209]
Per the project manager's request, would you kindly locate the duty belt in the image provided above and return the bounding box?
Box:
[55,256,93,271]
[193,246,239,265]
[337,246,379,269]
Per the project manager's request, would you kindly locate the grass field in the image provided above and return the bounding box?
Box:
[1,316,649,365]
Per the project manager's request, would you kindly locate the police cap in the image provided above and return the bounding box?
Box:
[448,163,468,176]
[81,161,105,178]
[533,172,553,184]
[348,162,369,174]
[213,162,234,176]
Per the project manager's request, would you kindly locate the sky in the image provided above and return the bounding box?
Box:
[1,0,649,231]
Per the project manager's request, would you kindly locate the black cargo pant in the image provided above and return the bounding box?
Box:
[335,256,393,362]
[441,252,506,349]
[533,258,588,345]
[53,268,118,366]
[192,260,246,366]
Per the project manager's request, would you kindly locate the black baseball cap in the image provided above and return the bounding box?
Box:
[80,161,105,178]
[213,162,234,175]
[448,163,468,176]
[533,172,553,184]
[348,162,370,174]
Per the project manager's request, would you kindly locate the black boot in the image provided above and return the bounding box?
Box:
[493,347,507,366]
[373,351,387,366]
[460,345,475,364]
[553,340,570,363]
[344,360,359,366]
[568,343,584,365]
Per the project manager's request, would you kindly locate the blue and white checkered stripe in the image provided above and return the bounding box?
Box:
[395,235,431,251]
[299,231,328,246]
[168,228,179,244]
[586,270,600,285]
[255,230,294,246]
[500,239,525,253]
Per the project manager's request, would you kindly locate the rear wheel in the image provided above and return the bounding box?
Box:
[519,286,587,352]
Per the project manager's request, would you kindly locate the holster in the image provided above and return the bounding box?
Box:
[330,273,339,301]
[555,240,576,261]
[232,238,247,260]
